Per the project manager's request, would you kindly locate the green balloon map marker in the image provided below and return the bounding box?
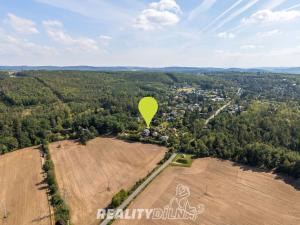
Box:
[138,97,158,128]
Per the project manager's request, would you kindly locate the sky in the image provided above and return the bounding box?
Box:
[0,0,300,67]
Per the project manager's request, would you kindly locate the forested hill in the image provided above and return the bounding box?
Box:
[1,66,300,74]
[0,70,300,179]
[0,70,218,152]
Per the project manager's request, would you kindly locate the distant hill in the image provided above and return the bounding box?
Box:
[1,66,300,74]
[257,67,300,74]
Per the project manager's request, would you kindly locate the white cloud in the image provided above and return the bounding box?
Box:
[212,46,300,67]
[43,20,63,28]
[6,13,39,34]
[284,3,300,11]
[135,0,181,30]
[0,20,57,61]
[37,0,141,26]
[240,45,264,50]
[0,33,57,56]
[240,45,257,50]
[149,0,181,14]
[202,0,243,32]
[212,0,260,32]
[243,9,300,24]
[99,35,112,47]
[269,46,300,55]
[99,35,112,41]
[264,0,287,10]
[135,9,180,30]
[217,32,235,39]
[256,29,281,37]
[215,49,241,57]
[43,20,101,51]
[188,0,216,21]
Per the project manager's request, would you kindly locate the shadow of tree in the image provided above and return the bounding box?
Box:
[232,162,300,191]
[31,214,52,223]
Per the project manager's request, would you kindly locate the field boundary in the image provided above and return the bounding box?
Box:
[38,147,54,225]
[41,143,71,225]
[100,153,177,225]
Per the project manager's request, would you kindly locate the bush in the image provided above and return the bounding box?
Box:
[110,189,128,208]
[55,203,70,225]
[43,160,54,172]
[51,193,64,206]
[176,158,188,164]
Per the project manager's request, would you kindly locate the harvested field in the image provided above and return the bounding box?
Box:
[49,137,167,225]
[115,157,300,225]
[0,148,51,225]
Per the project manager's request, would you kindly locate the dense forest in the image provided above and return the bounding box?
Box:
[0,71,171,152]
[0,70,300,179]
[180,101,300,179]
[173,73,300,179]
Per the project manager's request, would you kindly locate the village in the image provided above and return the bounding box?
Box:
[131,85,243,144]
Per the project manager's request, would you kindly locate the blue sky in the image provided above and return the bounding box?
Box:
[1,0,300,67]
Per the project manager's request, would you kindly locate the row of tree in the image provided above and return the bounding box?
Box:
[42,143,70,225]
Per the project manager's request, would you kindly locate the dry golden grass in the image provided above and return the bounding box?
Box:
[115,157,300,225]
[0,148,51,225]
[49,137,167,225]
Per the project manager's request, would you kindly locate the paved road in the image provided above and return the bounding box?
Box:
[100,153,177,225]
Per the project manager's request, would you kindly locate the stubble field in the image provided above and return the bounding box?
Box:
[115,157,300,225]
[49,137,167,225]
[0,147,52,225]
